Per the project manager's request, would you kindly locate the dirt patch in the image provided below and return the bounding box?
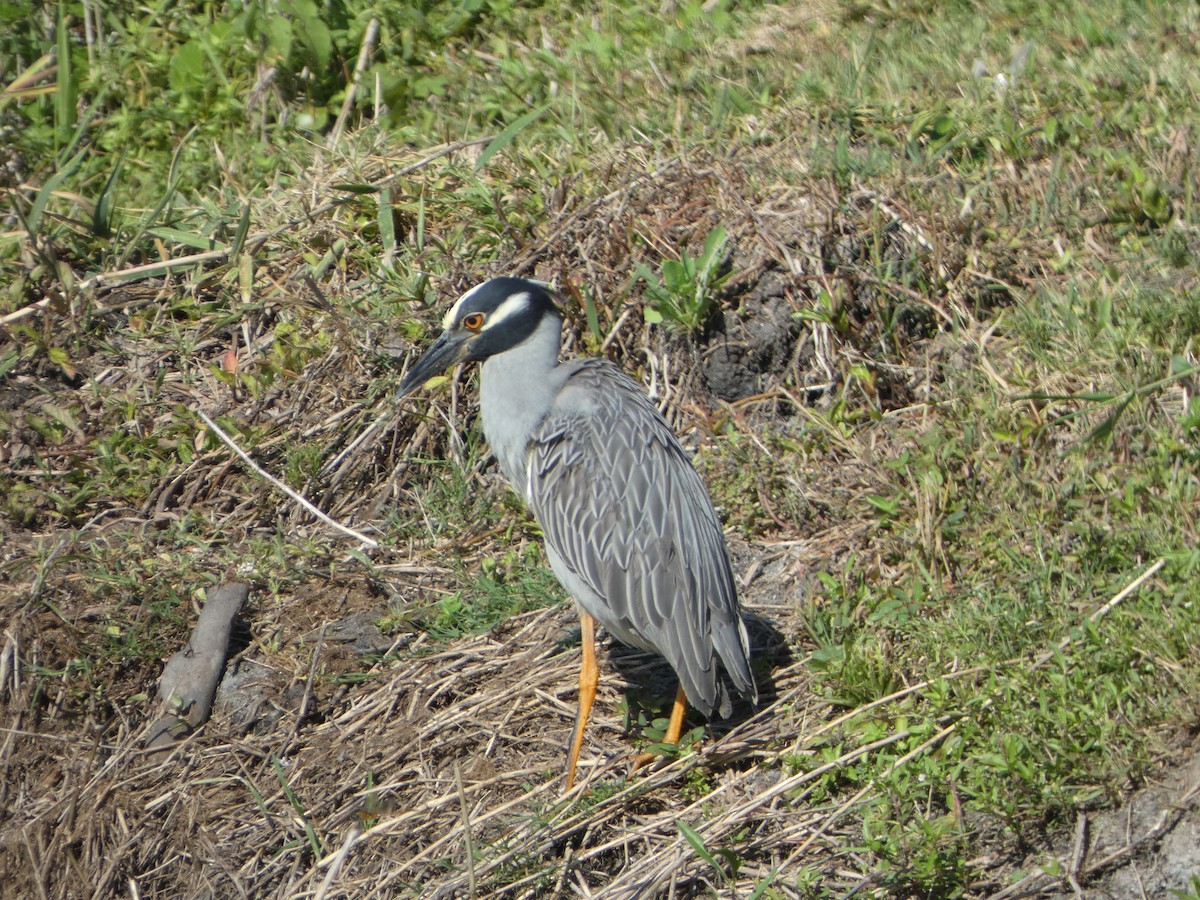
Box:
[991,733,1200,899]
[702,268,804,402]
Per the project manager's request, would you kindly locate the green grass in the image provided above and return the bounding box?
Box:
[399,550,566,643]
[772,216,1199,887]
[2,0,1199,895]
[0,0,775,312]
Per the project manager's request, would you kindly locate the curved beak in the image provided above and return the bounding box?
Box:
[399,330,471,397]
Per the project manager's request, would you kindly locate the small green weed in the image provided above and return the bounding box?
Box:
[858,800,969,895]
[272,754,323,858]
[575,779,627,813]
[638,225,732,333]
[677,819,742,886]
[702,426,813,536]
[681,767,715,802]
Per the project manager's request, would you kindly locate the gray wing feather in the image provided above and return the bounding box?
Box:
[526,360,756,717]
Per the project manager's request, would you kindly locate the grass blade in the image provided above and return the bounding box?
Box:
[55,2,77,142]
[377,184,396,266]
[26,145,87,236]
[1085,391,1135,444]
[92,153,124,239]
[230,202,253,258]
[116,124,197,268]
[0,53,56,107]
[677,820,721,874]
[474,107,546,172]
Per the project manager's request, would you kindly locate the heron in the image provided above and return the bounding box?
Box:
[399,277,756,787]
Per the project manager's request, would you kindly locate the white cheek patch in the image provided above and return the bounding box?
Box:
[480,292,530,331]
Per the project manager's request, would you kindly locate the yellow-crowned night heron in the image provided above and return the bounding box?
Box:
[400,277,757,787]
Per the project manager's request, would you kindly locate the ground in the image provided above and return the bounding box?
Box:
[1031,735,1200,899]
[3,1,1200,896]
[2,145,1197,892]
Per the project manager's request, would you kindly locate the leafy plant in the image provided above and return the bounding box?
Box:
[794,287,851,335]
[638,225,732,332]
[406,555,564,643]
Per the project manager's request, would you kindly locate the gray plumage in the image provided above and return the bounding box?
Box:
[401,277,757,719]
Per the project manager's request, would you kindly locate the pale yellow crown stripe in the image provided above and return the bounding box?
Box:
[441,285,533,332]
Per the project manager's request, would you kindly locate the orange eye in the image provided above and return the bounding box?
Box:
[462,313,485,331]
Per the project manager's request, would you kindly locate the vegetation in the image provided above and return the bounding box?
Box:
[638,225,733,332]
[1,0,1197,897]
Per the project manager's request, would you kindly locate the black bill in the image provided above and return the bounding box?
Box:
[398,330,471,397]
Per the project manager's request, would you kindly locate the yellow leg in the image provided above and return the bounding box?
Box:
[565,612,598,790]
[633,684,689,772]
[663,684,688,745]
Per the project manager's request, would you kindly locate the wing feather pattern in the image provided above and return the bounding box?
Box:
[525,360,756,717]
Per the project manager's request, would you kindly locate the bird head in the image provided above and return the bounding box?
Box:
[399,278,559,396]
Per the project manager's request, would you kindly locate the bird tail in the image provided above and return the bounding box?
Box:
[713,617,758,717]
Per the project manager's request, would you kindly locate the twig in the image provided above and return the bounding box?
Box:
[553,847,575,897]
[454,763,477,898]
[21,829,50,900]
[791,666,988,753]
[280,624,327,759]
[328,17,379,147]
[314,825,361,900]
[1067,811,1087,898]
[318,406,394,479]
[145,582,250,753]
[0,296,52,327]
[196,409,379,548]
[1082,807,1181,877]
[1037,557,1166,665]
[0,629,18,701]
[1070,557,1166,641]
[80,247,231,290]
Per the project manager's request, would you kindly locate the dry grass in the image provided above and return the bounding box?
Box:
[2,601,815,898]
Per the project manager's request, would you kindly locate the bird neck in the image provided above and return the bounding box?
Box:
[479,311,564,494]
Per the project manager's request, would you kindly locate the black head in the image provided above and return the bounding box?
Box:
[399,278,560,396]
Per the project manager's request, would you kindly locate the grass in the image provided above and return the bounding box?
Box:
[401,553,566,644]
[1,0,1199,896]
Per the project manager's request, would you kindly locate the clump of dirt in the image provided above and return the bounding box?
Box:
[702,268,803,402]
